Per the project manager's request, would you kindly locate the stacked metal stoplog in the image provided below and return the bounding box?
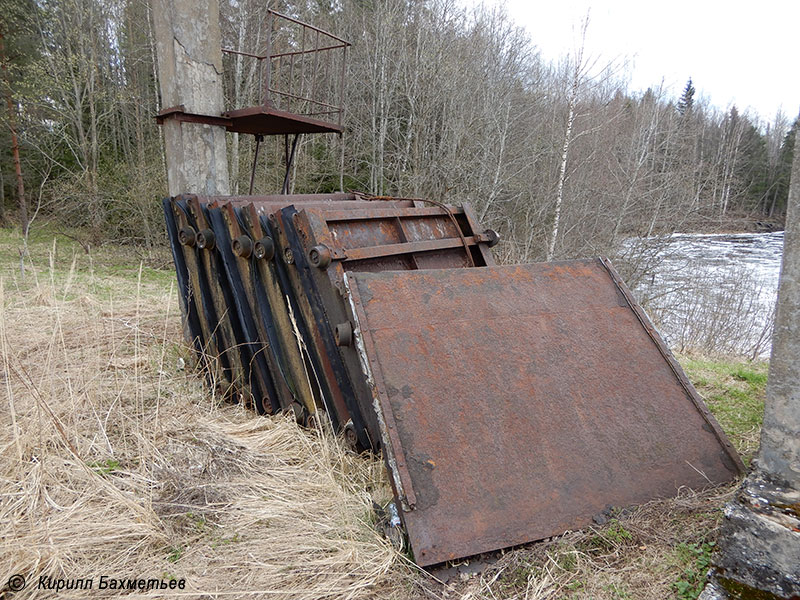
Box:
[164,191,744,568]
[163,192,499,450]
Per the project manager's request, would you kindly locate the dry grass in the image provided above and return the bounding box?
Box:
[0,229,751,599]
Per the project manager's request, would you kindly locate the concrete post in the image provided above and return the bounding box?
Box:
[760,129,800,486]
[701,131,800,599]
[152,0,230,195]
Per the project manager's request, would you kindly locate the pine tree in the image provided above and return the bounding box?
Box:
[677,78,695,116]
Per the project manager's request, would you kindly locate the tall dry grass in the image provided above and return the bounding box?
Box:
[0,244,424,599]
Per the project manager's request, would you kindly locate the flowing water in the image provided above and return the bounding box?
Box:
[632,231,784,358]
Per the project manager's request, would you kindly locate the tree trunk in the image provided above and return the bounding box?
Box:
[548,92,576,261]
[0,29,27,236]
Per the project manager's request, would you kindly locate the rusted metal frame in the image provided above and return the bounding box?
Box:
[597,256,745,473]
[231,205,299,403]
[348,193,475,266]
[267,9,351,46]
[213,193,359,206]
[172,198,234,393]
[192,200,258,407]
[342,272,417,507]
[187,197,260,410]
[163,198,206,356]
[461,202,497,266]
[292,208,384,447]
[209,205,283,414]
[336,236,484,263]
[264,212,340,426]
[278,206,371,448]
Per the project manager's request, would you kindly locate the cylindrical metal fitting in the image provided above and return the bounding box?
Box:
[178,226,196,247]
[196,228,216,250]
[232,235,254,258]
[335,321,353,347]
[308,244,332,269]
[254,237,275,261]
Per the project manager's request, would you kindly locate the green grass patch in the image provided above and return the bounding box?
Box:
[1,224,174,303]
[672,541,715,599]
[88,458,121,475]
[678,354,767,461]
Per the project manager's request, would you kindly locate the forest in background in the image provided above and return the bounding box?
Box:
[1,0,797,284]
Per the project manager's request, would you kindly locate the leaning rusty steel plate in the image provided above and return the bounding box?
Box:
[343,259,744,567]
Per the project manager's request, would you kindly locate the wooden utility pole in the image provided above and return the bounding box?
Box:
[151,0,230,195]
[702,130,800,599]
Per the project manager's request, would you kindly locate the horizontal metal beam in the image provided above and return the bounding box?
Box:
[321,206,463,222]
[341,236,482,262]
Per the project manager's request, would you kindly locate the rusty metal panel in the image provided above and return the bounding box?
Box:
[275,203,497,449]
[342,260,744,566]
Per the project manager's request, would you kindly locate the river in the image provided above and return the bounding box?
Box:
[631,231,784,358]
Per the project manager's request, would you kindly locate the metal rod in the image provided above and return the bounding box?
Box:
[267,9,351,45]
[309,29,320,114]
[269,43,348,59]
[264,16,273,107]
[289,52,295,113]
[298,25,306,116]
[283,134,301,194]
[266,89,339,111]
[249,134,263,195]
[221,48,267,59]
[339,45,347,126]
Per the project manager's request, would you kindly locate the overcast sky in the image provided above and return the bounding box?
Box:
[496,0,800,125]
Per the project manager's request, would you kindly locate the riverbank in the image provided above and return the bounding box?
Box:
[1,228,767,600]
[663,211,784,235]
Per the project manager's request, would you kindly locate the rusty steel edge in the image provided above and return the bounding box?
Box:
[596,256,745,474]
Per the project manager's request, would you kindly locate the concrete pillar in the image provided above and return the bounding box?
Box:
[152,0,230,195]
[701,131,800,599]
[760,129,800,486]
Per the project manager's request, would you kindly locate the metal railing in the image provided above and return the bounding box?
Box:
[222,10,350,126]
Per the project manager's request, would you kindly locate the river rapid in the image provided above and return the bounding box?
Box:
[631,231,784,358]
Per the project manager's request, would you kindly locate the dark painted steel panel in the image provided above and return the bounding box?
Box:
[344,260,743,566]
